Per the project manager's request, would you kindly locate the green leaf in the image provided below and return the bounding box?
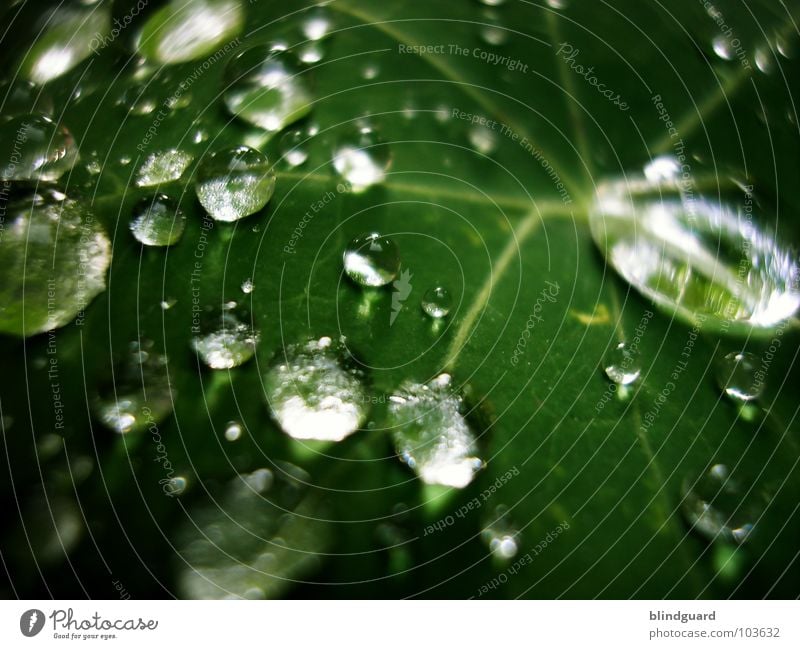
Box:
[1,0,799,599]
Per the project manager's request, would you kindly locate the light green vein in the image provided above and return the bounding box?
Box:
[329,1,586,199]
[443,209,543,369]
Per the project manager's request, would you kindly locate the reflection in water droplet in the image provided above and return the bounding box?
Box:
[135,149,193,187]
[0,114,78,182]
[224,47,312,133]
[0,188,110,337]
[177,462,327,599]
[681,464,757,544]
[195,146,276,222]
[191,303,259,369]
[332,125,391,193]
[590,172,800,333]
[343,232,401,287]
[136,0,244,64]
[129,194,186,246]
[388,373,484,488]
[224,420,243,441]
[279,128,309,167]
[715,351,763,403]
[422,286,452,318]
[21,3,111,84]
[93,343,173,434]
[482,506,519,560]
[603,341,641,386]
[263,337,368,442]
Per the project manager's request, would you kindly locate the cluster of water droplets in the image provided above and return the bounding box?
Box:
[191,302,260,369]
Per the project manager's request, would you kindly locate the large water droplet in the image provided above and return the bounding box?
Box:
[0,114,78,182]
[332,125,391,193]
[590,169,800,333]
[715,351,763,402]
[421,286,452,318]
[0,188,110,337]
[343,233,400,287]
[93,342,174,434]
[603,341,641,386]
[681,464,757,544]
[191,302,259,369]
[224,47,313,133]
[195,146,275,222]
[129,194,186,246]
[19,3,111,84]
[388,373,484,488]
[135,149,194,187]
[136,0,243,64]
[263,336,368,442]
[0,81,54,122]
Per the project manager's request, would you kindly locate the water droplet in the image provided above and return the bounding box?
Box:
[332,124,391,193]
[643,155,681,183]
[19,3,111,84]
[243,467,273,492]
[0,188,110,337]
[160,297,177,310]
[343,232,401,287]
[301,6,332,41]
[0,81,53,121]
[85,159,101,175]
[388,374,484,488]
[361,63,379,80]
[715,351,763,402]
[711,35,734,61]
[224,46,313,133]
[754,46,774,74]
[224,420,243,441]
[298,42,325,64]
[775,33,796,59]
[195,146,276,222]
[129,194,186,246]
[241,278,254,294]
[135,149,193,187]
[0,114,78,182]
[603,341,641,386]
[468,123,498,155]
[479,10,508,47]
[263,337,368,442]
[421,286,452,318]
[93,344,173,434]
[590,174,800,333]
[545,0,569,8]
[681,464,757,544]
[166,476,188,496]
[482,506,519,559]
[136,0,243,64]
[279,128,309,167]
[119,83,160,115]
[191,302,259,369]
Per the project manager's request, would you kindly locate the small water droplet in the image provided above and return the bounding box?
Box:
[241,278,254,294]
[120,83,160,115]
[362,63,379,80]
[160,297,177,310]
[191,303,259,369]
[0,188,110,336]
[681,464,757,544]
[715,351,763,402]
[129,194,186,246]
[388,374,484,488]
[301,6,332,41]
[243,467,273,492]
[468,123,498,155]
[166,476,188,496]
[279,128,309,167]
[224,47,312,133]
[603,341,641,386]
[263,337,369,442]
[754,46,775,74]
[135,149,193,187]
[421,286,452,318]
[298,41,325,64]
[195,146,276,222]
[711,35,735,61]
[0,114,78,182]
[643,155,681,182]
[343,232,401,287]
[332,124,391,193]
[93,344,173,434]
[482,505,520,559]
[224,420,243,441]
